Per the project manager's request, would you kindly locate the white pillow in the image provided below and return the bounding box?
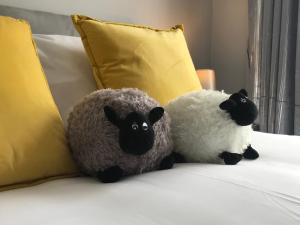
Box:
[33,34,97,124]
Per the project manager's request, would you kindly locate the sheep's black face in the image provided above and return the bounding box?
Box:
[104,106,164,155]
[219,89,258,126]
[118,112,154,155]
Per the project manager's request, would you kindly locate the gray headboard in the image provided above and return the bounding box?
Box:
[0,5,77,36]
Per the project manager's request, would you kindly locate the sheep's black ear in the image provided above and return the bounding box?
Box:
[219,99,237,111]
[148,107,164,125]
[239,89,248,97]
[104,106,122,128]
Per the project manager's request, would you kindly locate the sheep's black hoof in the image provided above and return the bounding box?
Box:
[173,152,186,163]
[159,154,175,170]
[97,166,123,183]
[219,151,242,165]
[243,145,259,160]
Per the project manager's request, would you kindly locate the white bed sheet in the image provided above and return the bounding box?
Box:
[0,131,299,225]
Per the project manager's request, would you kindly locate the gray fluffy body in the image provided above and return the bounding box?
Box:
[67,88,173,177]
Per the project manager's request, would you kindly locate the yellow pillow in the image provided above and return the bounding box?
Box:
[72,15,202,105]
[0,16,78,191]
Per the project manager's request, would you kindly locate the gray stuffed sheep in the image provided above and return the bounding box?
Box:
[165,89,259,165]
[67,88,174,183]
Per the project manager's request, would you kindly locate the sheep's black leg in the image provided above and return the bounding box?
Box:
[97,166,123,183]
[243,145,259,160]
[159,153,175,170]
[173,152,186,163]
[219,151,242,165]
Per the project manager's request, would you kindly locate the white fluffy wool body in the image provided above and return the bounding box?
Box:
[165,90,252,163]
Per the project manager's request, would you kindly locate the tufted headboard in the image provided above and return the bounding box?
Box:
[0,5,77,35]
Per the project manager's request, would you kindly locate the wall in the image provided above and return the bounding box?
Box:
[211,0,249,93]
[0,0,248,92]
[0,0,212,69]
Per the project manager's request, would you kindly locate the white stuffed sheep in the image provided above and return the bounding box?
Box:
[165,89,259,165]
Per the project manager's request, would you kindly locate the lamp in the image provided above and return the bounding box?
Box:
[196,69,216,90]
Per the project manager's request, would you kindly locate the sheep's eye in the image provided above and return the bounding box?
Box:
[131,123,139,130]
[142,122,148,131]
[241,98,247,103]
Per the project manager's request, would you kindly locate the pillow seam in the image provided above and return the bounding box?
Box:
[74,22,106,89]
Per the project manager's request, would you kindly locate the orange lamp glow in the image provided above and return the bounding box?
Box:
[196,69,216,90]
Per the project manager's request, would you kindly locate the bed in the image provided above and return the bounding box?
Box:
[0,131,299,225]
[0,5,300,225]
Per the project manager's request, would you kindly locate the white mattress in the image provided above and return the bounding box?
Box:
[0,131,299,225]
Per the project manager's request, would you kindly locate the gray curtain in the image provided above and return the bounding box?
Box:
[249,0,300,135]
